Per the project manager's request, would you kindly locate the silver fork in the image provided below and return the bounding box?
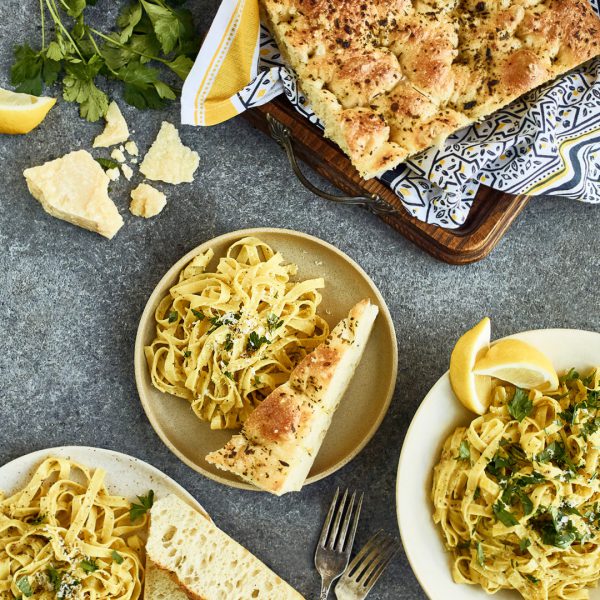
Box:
[315,488,364,600]
[334,530,399,600]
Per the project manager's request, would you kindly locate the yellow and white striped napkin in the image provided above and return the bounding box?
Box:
[181,0,272,126]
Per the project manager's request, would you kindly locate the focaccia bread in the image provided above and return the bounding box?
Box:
[206,299,378,495]
[261,0,600,179]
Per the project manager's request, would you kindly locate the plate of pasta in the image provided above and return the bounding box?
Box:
[0,446,207,600]
[396,328,600,600]
[135,228,397,490]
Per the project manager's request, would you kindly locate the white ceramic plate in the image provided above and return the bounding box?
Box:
[135,228,397,490]
[0,446,207,518]
[396,329,600,600]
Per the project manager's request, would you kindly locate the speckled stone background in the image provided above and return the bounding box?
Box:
[1,2,600,599]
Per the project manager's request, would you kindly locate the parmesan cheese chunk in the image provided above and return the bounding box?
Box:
[121,164,133,181]
[93,101,129,148]
[129,183,166,218]
[23,150,124,239]
[124,141,139,156]
[140,121,199,184]
[106,167,120,182]
[111,148,126,163]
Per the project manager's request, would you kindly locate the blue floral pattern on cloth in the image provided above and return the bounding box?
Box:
[237,16,600,229]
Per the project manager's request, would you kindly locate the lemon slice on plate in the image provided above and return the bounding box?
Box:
[0,88,56,134]
[474,338,559,391]
[449,317,492,415]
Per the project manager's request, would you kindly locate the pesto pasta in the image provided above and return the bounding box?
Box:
[0,457,147,600]
[433,368,600,600]
[145,237,330,429]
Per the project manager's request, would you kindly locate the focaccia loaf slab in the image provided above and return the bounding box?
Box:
[261,0,600,179]
[206,299,378,495]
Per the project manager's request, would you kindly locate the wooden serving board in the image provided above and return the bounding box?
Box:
[243,97,531,265]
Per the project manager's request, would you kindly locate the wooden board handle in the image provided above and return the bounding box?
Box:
[266,113,401,217]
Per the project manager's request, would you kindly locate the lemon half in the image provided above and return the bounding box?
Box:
[0,88,56,134]
[449,317,493,415]
[474,338,559,391]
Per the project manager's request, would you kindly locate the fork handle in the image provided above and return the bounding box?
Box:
[319,576,334,600]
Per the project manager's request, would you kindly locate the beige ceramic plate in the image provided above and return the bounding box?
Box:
[135,228,397,490]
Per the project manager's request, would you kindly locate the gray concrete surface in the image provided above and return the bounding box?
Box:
[1,1,599,598]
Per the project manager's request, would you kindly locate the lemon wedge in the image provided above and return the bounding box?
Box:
[474,338,559,391]
[0,88,56,134]
[449,317,493,415]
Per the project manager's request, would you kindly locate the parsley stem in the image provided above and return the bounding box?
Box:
[87,27,171,66]
[44,0,84,61]
[40,0,46,50]
[86,31,118,76]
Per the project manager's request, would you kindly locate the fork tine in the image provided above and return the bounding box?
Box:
[346,530,385,575]
[362,543,399,592]
[318,487,340,548]
[328,488,349,549]
[341,491,363,553]
[353,536,393,581]
[335,490,357,552]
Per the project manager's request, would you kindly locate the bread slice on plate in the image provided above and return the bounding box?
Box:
[144,559,190,600]
[206,298,379,495]
[146,494,304,600]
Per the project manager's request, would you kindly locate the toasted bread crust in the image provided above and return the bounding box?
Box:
[261,0,600,178]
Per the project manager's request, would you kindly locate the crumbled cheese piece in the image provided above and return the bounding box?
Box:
[111,148,126,163]
[93,101,129,148]
[106,167,120,181]
[121,164,133,181]
[23,150,124,239]
[129,183,167,218]
[140,121,199,184]
[124,141,139,156]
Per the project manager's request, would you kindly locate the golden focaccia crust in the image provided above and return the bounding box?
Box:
[261,0,600,179]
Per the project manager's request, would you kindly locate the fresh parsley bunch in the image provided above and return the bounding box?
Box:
[10,0,199,121]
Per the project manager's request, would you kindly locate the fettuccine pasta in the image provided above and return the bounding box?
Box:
[433,368,600,600]
[145,237,329,429]
[0,457,147,600]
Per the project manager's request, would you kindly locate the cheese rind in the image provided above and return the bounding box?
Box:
[140,121,199,184]
[93,101,129,148]
[129,183,166,218]
[23,150,124,239]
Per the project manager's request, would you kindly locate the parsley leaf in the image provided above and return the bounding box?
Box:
[62,58,108,122]
[130,490,154,522]
[519,538,531,552]
[247,331,270,352]
[456,440,471,462]
[47,566,62,590]
[111,550,124,564]
[11,44,60,95]
[560,368,580,383]
[168,311,178,323]
[224,334,233,352]
[16,577,32,597]
[267,313,284,333]
[80,559,98,573]
[191,309,205,321]
[476,541,485,567]
[493,501,519,527]
[508,387,533,422]
[95,158,120,171]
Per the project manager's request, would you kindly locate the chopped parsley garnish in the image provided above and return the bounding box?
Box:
[530,507,582,549]
[473,486,481,500]
[583,370,597,387]
[224,371,234,381]
[266,313,284,333]
[112,550,124,564]
[47,566,62,590]
[130,490,154,522]
[30,513,45,525]
[252,375,261,387]
[183,350,191,358]
[247,331,270,352]
[476,541,485,567]
[456,440,471,462]
[168,311,178,323]
[95,158,120,171]
[493,501,519,527]
[223,334,233,352]
[80,559,98,573]
[508,387,533,422]
[191,309,205,321]
[17,577,32,597]
[560,368,580,383]
[207,312,241,334]
[519,538,531,552]
[525,574,539,584]
[535,441,578,472]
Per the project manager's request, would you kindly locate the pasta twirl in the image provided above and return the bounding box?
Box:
[433,368,600,600]
[0,457,146,600]
[145,237,330,430]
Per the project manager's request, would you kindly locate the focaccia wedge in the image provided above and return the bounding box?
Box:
[261,0,600,179]
[206,298,378,495]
